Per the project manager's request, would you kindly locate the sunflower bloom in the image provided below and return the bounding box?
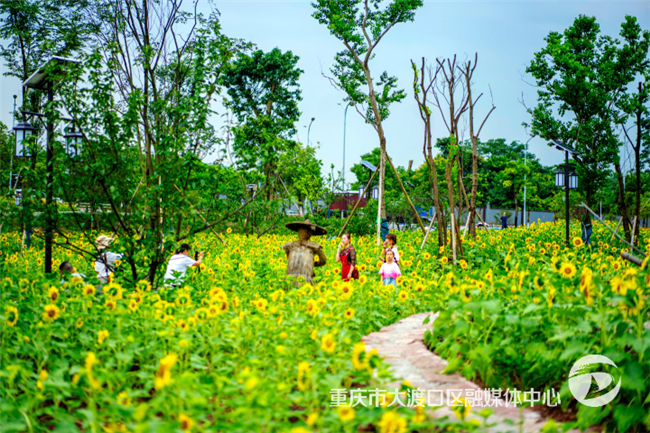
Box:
[377,410,408,433]
[5,306,18,327]
[351,342,367,371]
[42,304,61,322]
[178,413,194,431]
[155,353,178,390]
[98,330,109,345]
[559,262,576,278]
[321,333,336,354]
[297,361,311,391]
[337,406,355,422]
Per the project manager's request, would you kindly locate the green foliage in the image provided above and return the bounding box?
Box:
[525,15,650,204]
[222,47,303,175]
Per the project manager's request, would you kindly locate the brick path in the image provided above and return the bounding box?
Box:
[362,312,592,433]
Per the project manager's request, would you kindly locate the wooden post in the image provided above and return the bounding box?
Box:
[579,203,646,257]
[420,212,436,249]
[630,216,637,245]
[386,156,427,235]
[611,216,622,241]
[337,167,379,238]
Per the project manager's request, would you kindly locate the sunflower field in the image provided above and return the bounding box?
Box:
[1,221,649,432]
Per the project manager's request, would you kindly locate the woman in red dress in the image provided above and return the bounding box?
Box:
[336,233,359,281]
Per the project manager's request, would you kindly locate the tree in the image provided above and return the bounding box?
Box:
[459,54,495,238]
[525,15,650,239]
[312,0,423,244]
[277,143,324,216]
[500,159,530,227]
[0,0,96,118]
[430,55,469,261]
[222,47,303,199]
[619,77,650,240]
[411,57,446,248]
[0,1,245,286]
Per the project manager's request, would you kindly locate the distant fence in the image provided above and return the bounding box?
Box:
[464,207,555,226]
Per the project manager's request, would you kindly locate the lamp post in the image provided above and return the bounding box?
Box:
[307,117,315,147]
[523,136,533,228]
[21,56,80,273]
[8,95,17,191]
[63,127,83,159]
[552,141,578,247]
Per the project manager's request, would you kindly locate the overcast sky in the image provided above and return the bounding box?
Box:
[1,0,648,186]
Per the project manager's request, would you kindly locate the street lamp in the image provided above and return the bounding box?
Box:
[552,141,578,247]
[22,55,80,273]
[523,136,533,227]
[64,127,83,159]
[307,117,315,146]
[13,121,36,158]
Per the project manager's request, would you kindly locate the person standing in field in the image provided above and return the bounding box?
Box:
[581,213,593,246]
[164,243,204,287]
[336,233,358,281]
[94,235,123,284]
[501,212,508,230]
[380,233,399,264]
[379,249,401,287]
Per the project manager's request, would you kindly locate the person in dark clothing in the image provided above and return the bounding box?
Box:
[501,212,508,229]
[581,213,593,246]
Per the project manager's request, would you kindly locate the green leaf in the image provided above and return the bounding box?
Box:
[441,357,462,375]
[612,403,645,433]
[621,361,644,391]
[559,340,585,361]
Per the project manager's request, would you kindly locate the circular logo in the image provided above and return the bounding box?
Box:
[568,355,621,407]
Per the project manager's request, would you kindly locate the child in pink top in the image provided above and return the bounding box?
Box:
[379,250,401,287]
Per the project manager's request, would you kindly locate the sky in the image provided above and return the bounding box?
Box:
[1,0,648,187]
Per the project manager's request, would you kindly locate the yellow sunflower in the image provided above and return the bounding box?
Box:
[42,304,61,322]
[5,306,18,327]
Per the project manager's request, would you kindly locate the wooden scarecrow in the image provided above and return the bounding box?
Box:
[282,219,327,285]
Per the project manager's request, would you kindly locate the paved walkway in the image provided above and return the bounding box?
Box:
[362,312,590,433]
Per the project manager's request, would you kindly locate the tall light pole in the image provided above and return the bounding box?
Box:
[8,95,17,191]
[523,136,533,228]
[307,117,315,146]
[22,56,80,273]
[553,142,578,247]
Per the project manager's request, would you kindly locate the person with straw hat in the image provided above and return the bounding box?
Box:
[94,235,123,285]
[282,219,327,285]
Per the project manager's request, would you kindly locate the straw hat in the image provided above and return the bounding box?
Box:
[285,219,327,236]
[96,235,115,250]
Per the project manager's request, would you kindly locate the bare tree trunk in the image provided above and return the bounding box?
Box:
[460,54,495,239]
[412,58,446,249]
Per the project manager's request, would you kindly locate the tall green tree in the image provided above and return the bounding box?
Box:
[0,0,95,114]
[312,0,423,244]
[222,47,303,200]
[525,15,650,239]
[277,143,324,216]
[1,1,245,285]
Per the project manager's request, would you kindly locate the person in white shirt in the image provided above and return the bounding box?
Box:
[94,235,123,284]
[164,243,204,287]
